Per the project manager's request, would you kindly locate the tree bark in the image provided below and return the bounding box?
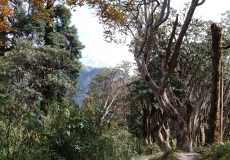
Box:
[143,105,153,145]
[206,23,222,144]
[154,112,171,151]
[157,91,191,151]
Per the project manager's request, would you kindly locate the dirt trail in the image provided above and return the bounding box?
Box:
[175,152,200,160]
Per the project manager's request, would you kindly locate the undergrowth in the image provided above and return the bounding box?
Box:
[200,142,230,160]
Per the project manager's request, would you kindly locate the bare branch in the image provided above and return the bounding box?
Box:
[197,0,205,6]
[101,87,121,123]
[143,0,148,23]
[153,0,171,30]
[168,0,200,73]
[138,1,160,56]
[166,14,178,63]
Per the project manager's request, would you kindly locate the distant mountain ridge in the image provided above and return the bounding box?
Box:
[77,52,108,106]
[76,65,101,106]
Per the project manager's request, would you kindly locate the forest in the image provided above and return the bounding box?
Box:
[0,0,230,159]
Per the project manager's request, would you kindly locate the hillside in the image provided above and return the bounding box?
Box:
[76,65,101,106]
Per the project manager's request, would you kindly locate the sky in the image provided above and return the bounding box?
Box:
[71,0,230,67]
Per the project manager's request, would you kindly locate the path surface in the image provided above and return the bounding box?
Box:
[175,152,200,160]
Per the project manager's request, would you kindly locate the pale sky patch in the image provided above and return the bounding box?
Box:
[71,6,134,67]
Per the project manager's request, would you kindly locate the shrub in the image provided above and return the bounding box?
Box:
[200,142,230,160]
[0,104,141,160]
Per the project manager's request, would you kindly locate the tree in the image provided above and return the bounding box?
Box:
[84,61,132,125]
[100,0,206,151]
[0,38,80,108]
[0,2,84,117]
[0,38,82,159]
[206,19,230,143]
[0,0,10,32]
[127,73,170,150]
[206,23,223,144]
[5,2,84,116]
[174,17,212,147]
[0,0,18,56]
[219,11,230,142]
[1,1,84,57]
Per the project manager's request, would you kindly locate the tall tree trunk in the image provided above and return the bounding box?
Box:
[206,23,222,144]
[143,104,152,146]
[154,112,171,151]
[157,91,191,151]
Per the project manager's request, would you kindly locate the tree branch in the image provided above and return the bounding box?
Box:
[153,0,171,30]
[222,44,230,49]
[197,0,205,6]
[101,88,121,123]
[168,0,203,73]
[136,1,160,58]
[134,56,160,94]
[166,14,178,64]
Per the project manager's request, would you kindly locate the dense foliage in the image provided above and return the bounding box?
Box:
[0,102,139,159]
[0,1,142,159]
[1,0,230,159]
